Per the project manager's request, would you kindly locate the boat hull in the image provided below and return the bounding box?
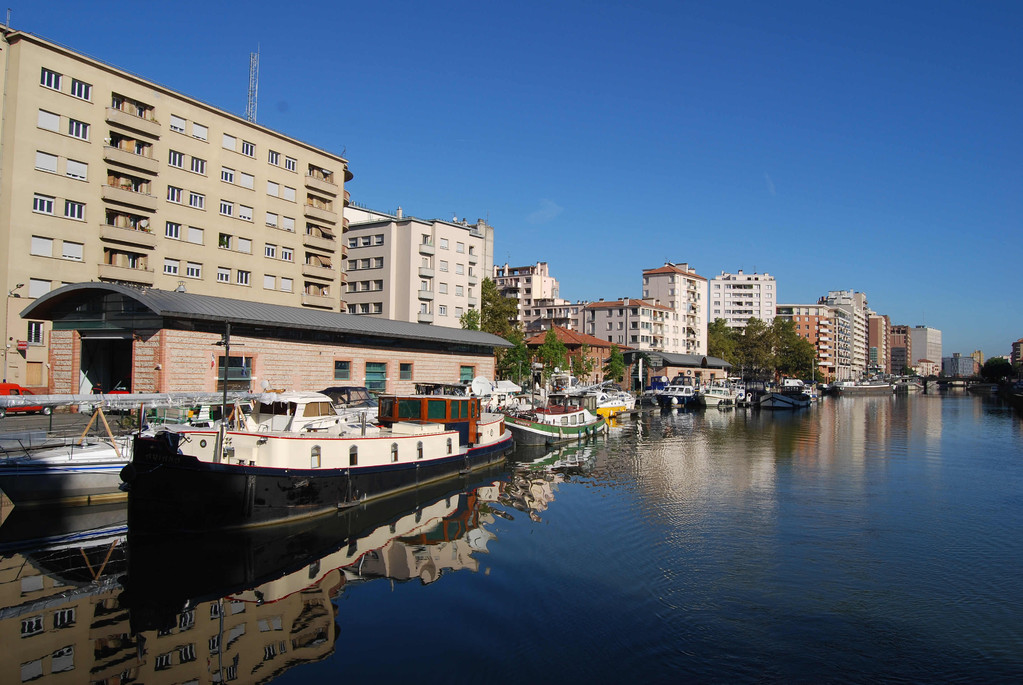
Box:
[759,392,811,410]
[504,416,606,446]
[124,430,512,533]
[0,441,130,506]
[657,394,698,409]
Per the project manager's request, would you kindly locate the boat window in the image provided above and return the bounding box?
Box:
[427,399,447,420]
[446,437,453,455]
[391,443,399,462]
[417,441,424,459]
[349,446,357,466]
[561,417,569,426]
[311,445,321,469]
[303,402,334,417]
[378,397,394,418]
[570,415,577,425]
[455,400,468,419]
[397,399,421,419]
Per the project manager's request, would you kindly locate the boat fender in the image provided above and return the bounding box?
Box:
[120,462,136,483]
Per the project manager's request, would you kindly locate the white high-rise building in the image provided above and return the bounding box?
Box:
[909,326,942,368]
[709,270,777,328]
[823,290,870,380]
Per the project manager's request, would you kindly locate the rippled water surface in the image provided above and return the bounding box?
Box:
[4,393,1021,684]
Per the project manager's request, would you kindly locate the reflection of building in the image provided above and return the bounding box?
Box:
[0,26,351,391]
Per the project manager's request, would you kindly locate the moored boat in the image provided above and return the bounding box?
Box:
[831,380,894,396]
[123,391,513,533]
[759,379,812,410]
[504,393,606,446]
[656,383,698,409]
[698,381,738,407]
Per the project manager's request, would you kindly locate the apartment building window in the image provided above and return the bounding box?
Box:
[33,194,55,214]
[31,236,52,256]
[222,133,236,151]
[238,238,251,253]
[266,212,278,228]
[440,238,448,249]
[282,186,296,202]
[439,283,448,294]
[38,109,60,132]
[192,123,208,141]
[455,285,464,297]
[239,172,254,189]
[265,244,277,258]
[267,150,281,165]
[70,78,92,100]
[217,267,230,282]
[64,200,85,220]
[66,159,88,180]
[189,192,205,209]
[35,151,58,173]
[62,241,83,261]
[168,150,184,168]
[28,322,44,345]
[188,226,203,244]
[281,247,293,261]
[167,186,182,203]
[348,237,358,248]
[219,233,232,249]
[263,274,276,289]
[400,363,413,381]
[190,157,207,174]
[163,258,180,275]
[221,167,234,183]
[456,242,465,253]
[29,279,51,298]
[456,263,464,275]
[374,234,384,245]
[41,67,63,91]
[239,205,252,221]
[237,270,250,286]
[281,216,295,232]
[68,119,89,140]
[220,200,234,217]
[280,277,293,292]
[241,141,255,157]
[455,307,463,318]
[285,157,296,172]
[170,115,186,133]
[439,260,448,272]
[267,180,279,196]
[365,362,387,393]
[438,305,447,316]
[165,222,181,239]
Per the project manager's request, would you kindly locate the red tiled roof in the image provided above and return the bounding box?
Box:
[642,265,707,281]
[525,325,629,349]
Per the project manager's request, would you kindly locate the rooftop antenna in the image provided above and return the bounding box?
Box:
[245,45,260,123]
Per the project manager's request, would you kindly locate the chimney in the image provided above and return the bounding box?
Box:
[396,206,403,219]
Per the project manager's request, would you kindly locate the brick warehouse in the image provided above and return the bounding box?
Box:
[20,283,511,395]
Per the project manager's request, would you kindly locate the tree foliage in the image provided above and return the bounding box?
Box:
[707,318,736,361]
[459,308,480,331]
[480,277,519,338]
[707,316,819,381]
[536,329,568,382]
[603,344,626,383]
[496,329,532,384]
[570,343,596,382]
[981,357,1013,382]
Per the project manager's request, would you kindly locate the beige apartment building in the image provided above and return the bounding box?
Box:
[492,262,581,333]
[641,262,707,354]
[709,270,777,329]
[0,26,351,388]
[822,290,870,380]
[583,298,672,351]
[343,206,494,326]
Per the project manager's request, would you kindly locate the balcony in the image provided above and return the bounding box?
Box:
[418,267,435,278]
[302,263,336,280]
[100,224,158,249]
[468,297,478,307]
[98,263,155,285]
[468,275,478,286]
[468,252,477,265]
[343,189,351,207]
[105,107,161,138]
[302,232,336,251]
[101,185,158,212]
[103,146,159,174]
[302,293,334,309]
[418,242,435,256]
[303,204,337,224]
[418,289,434,301]
[305,174,338,196]
[417,311,434,324]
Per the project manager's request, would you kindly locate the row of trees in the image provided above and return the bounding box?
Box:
[707,317,818,381]
[460,278,626,385]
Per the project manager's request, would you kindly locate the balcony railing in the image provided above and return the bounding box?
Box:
[97,263,155,285]
[301,293,334,308]
[105,107,161,138]
[302,263,336,280]
[418,290,434,301]
[417,311,434,324]
[303,204,337,224]
[103,146,159,174]
[101,185,158,212]
[418,267,435,278]
[302,232,336,251]
[418,242,435,256]
[304,174,338,196]
[100,224,158,249]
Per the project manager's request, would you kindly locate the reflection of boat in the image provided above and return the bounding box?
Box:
[125,391,512,533]
[510,442,597,473]
[0,500,126,550]
[504,393,606,446]
[759,379,812,410]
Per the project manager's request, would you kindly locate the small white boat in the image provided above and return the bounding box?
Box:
[698,381,738,407]
[504,393,606,446]
[657,384,698,408]
[759,379,812,410]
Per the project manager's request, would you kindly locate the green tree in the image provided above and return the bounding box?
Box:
[772,317,817,379]
[497,329,532,385]
[536,329,568,382]
[981,357,1013,382]
[603,344,626,383]
[734,318,774,380]
[459,308,480,331]
[570,344,596,382]
[480,277,519,338]
[707,318,738,363]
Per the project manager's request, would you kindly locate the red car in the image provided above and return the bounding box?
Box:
[0,383,51,418]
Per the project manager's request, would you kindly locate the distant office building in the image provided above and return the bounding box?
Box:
[970,350,984,368]
[709,270,777,329]
[583,298,672,351]
[642,262,707,354]
[909,326,942,368]
[345,206,494,327]
[942,353,977,378]
[0,25,351,389]
[890,325,914,375]
[776,303,836,380]
[492,262,579,333]
[822,290,870,380]
[1012,338,1023,367]
[868,313,891,375]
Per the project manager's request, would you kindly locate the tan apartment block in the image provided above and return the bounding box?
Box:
[345,206,494,327]
[777,303,837,381]
[0,26,352,389]
[583,298,673,351]
[642,262,707,354]
[709,270,777,328]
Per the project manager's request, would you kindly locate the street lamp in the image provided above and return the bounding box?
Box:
[3,283,25,383]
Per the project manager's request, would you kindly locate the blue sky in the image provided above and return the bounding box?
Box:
[12,1,1021,357]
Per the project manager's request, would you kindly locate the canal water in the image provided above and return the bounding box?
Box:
[3,393,1021,683]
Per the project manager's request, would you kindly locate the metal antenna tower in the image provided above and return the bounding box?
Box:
[245,46,260,123]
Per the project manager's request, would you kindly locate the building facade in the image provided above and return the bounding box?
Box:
[524,325,619,384]
[642,262,707,354]
[942,353,977,378]
[709,270,777,329]
[492,262,578,333]
[344,206,493,327]
[1012,338,1023,367]
[909,326,942,369]
[582,298,672,351]
[0,27,351,389]
[889,324,913,375]
[775,303,837,381]
[822,290,869,380]
[867,313,891,375]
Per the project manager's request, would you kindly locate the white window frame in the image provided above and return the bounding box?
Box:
[236,270,251,285]
[70,78,92,101]
[285,157,296,172]
[221,167,235,183]
[192,123,208,141]
[165,221,181,239]
[66,159,88,180]
[241,140,255,157]
[220,200,234,217]
[170,115,187,133]
[68,119,89,140]
[238,205,253,222]
[37,109,60,132]
[64,200,85,220]
[35,151,58,173]
[33,194,55,215]
[190,157,207,175]
[217,267,231,283]
[168,150,184,168]
[41,68,62,90]
[186,262,202,278]
[189,192,205,209]
[187,226,204,244]
[167,186,183,203]
[163,258,180,275]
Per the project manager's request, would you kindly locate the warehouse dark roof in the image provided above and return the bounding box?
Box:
[21,283,512,349]
[622,349,732,369]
